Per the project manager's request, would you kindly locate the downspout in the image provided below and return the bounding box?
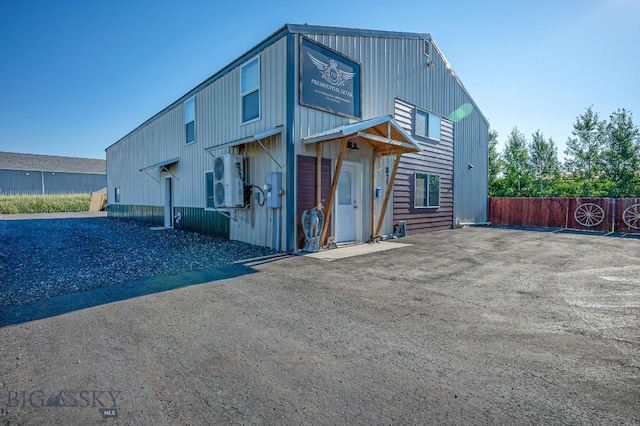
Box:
[285,32,296,252]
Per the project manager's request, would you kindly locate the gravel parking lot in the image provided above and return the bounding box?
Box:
[0,219,639,425]
[0,216,278,307]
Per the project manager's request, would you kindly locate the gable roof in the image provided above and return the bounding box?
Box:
[302,116,422,156]
[108,23,486,151]
[0,152,106,174]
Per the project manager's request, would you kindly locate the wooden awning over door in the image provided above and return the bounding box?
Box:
[302,116,422,245]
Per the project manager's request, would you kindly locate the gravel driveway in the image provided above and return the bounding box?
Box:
[0,216,279,306]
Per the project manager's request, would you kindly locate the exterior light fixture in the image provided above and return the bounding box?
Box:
[347,141,359,150]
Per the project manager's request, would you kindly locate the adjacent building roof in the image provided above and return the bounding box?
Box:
[0,152,106,174]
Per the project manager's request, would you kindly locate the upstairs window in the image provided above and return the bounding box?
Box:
[241,57,260,123]
[414,173,440,208]
[185,97,196,144]
[415,109,441,141]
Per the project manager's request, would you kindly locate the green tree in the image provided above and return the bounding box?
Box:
[600,108,640,197]
[564,106,605,196]
[528,130,560,196]
[488,128,503,196]
[500,127,532,196]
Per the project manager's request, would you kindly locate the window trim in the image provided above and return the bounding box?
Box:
[414,108,441,142]
[414,172,440,209]
[240,56,260,124]
[185,96,196,145]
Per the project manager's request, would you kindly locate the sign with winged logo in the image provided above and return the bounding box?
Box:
[300,37,361,118]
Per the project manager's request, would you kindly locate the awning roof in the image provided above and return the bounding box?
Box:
[204,125,283,152]
[302,116,422,156]
[139,157,180,182]
[140,157,180,172]
[204,125,283,168]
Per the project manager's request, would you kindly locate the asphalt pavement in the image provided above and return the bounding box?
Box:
[1,225,639,425]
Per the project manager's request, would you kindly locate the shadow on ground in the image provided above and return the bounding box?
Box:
[0,254,287,327]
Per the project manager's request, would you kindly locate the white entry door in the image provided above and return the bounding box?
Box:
[164,177,173,228]
[335,163,360,242]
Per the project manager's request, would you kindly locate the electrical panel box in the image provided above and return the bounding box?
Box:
[213,154,245,208]
[265,172,282,208]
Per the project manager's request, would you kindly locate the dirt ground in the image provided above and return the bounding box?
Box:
[1,225,639,425]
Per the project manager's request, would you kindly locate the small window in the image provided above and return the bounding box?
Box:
[423,40,431,58]
[205,171,214,209]
[185,97,195,144]
[114,187,120,203]
[414,173,440,208]
[241,57,260,123]
[415,109,441,141]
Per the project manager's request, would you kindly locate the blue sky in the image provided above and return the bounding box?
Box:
[1,0,638,161]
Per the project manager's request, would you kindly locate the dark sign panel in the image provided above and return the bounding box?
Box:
[300,38,361,118]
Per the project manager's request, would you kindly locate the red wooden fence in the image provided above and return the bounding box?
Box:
[489,197,640,234]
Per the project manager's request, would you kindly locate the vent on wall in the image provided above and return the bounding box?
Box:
[423,40,431,58]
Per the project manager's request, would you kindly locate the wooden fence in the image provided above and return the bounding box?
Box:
[489,197,640,234]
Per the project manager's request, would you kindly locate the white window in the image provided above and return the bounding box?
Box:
[414,173,440,208]
[185,97,196,144]
[241,57,260,123]
[415,109,441,141]
[205,171,214,209]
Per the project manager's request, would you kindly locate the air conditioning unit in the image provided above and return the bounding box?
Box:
[213,154,245,208]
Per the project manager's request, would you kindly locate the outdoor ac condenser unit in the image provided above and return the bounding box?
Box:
[213,154,244,208]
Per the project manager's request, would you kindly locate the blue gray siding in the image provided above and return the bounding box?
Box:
[0,170,106,195]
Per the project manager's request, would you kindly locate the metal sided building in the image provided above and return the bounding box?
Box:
[106,24,489,252]
[0,151,106,195]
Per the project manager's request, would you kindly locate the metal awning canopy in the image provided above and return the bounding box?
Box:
[204,125,283,168]
[140,157,180,182]
[302,116,422,156]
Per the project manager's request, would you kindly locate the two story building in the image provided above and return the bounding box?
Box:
[106,24,489,252]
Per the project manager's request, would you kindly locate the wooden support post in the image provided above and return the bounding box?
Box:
[320,138,348,246]
[316,143,322,207]
[371,149,377,240]
[375,153,402,236]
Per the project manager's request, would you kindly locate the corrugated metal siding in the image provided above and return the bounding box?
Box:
[173,206,229,238]
[106,37,287,248]
[205,133,285,248]
[294,34,488,233]
[0,170,106,195]
[429,42,488,225]
[108,204,164,226]
[295,32,488,227]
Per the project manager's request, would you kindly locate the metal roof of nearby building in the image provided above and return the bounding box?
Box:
[0,151,106,174]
